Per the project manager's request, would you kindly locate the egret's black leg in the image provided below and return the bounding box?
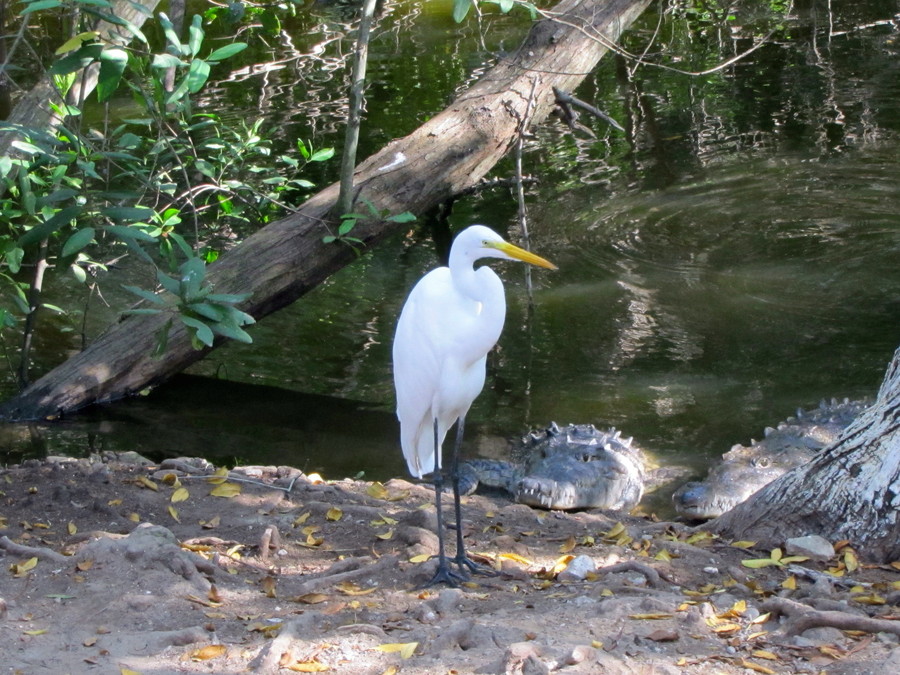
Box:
[450,416,497,578]
[423,418,466,587]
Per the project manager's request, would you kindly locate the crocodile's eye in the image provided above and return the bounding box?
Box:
[753,457,771,469]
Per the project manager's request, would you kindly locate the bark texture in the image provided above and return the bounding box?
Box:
[708,346,900,562]
[0,0,651,421]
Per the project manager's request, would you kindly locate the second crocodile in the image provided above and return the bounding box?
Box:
[458,422,646,511]
[672,398,869,520]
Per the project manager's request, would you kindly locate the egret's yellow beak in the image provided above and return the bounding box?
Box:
[495,241,558,270]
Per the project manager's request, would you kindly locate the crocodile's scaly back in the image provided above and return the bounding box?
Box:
[672,398,869,520]
[460,423,646,511]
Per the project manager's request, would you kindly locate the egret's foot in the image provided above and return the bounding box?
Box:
[421,558,468,588]
[452,554,498,578]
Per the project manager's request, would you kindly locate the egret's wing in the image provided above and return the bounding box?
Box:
[392,269,450,477]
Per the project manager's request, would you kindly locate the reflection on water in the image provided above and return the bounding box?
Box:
[3,2,900,518]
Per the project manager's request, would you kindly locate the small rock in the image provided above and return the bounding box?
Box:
[502,642,548,675]
[557,554,596,582]
[564,645,596,665]
[785,535,835,561]
[801,626,846,645]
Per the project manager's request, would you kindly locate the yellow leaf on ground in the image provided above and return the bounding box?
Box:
[740,659,776,674]
[751,650,779,660]
[201,515,220,529]
[67,521,77,535]
[168,505,181,523]
[293,512,312,527]
[210,482,241,498]
[559,536,576,553]
[326,507,343,521]
[367,482,389,499]
[375,642,418,659]
[207,467,230,484]
[336,581,377,596]
[128,513,141,523]
[498,552,533,566]
[730,540,757,549]
[137,476,158,491]
[741,558,782,569]
[654,549,672,561]
[11,556,38,576]
[294,593,329,604]
[190,644,227,661]
[844,550,859,572]
[409,554,430,563]
[630,613,673,620]
[171,487,190,503]
[375,529,394,540]
[604,522,626,539]
[284,661,330,672]
[77,559,94,571]
[23,628,47,635]
[120,669,142,675]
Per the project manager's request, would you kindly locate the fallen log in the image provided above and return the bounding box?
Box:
[0,0,651,421]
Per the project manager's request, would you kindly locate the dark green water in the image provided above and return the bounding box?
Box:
[4,1,900,511]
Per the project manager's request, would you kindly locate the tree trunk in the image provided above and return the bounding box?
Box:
[707,346,900,563]
[0,0,651,421]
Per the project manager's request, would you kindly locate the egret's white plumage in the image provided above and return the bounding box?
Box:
[392,225,555,584]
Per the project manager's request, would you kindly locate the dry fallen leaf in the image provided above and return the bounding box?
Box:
[559,536,576,553]
[210,482,241,498]
[67,521,77,535]
[136,475,158,491]
[201,515,220,529]
[190,644,227,661]
[23,628,48,636]
[630,613,673,620]
[168,505,180,523]
[261,576,277,598]
[375,642,418,659]
[409,554,430,563]
[10,556,38,577]
[283,660,329,672]
[367,482,389,499]
[294,593,329,604]
[171,487,190,503]
[206,467,230,485]
[326,507,343,521]
[740,659,776,674]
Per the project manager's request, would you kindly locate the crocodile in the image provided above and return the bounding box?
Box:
[672,398,869,520]
[458,423,645,511]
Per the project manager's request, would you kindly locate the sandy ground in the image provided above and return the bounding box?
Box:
[1,452,899,674]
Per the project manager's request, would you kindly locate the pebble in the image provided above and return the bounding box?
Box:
[785,534,835,561]
[557,554,596,582]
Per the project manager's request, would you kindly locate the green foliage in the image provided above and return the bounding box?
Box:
[452,0,538,23]
[122,255,255,353]
[325,199,416,252]
[0,0,333,374]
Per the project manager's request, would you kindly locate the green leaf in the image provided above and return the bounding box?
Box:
[122,285,167,305]
[206,42,247,62]
[387,211,417,223]
[97,48,128,102]
[188,15,204,57]
[452,0,472,23]
[55,32,100,55]
[187,302,226,322]
[186,58,211,93]
[206,292,251,304]
[309,147,335,162]
[104,224,158,243]
[19,0,63,15]
[151,53,185,70]
[100,206,155,222]
[158,12,183,51]
[61,227,95,258]
[18,206,82,248]
[156,270,181,295]
[181,315,214,347]
[49,43,104,76]
[70,264,87,283]
[5,247,24,273]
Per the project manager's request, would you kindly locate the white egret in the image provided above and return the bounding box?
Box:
[392,225,556,585]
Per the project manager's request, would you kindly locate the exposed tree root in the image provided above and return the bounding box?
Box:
[0,535,68,564]
[598,560,665,588]
[760,597,900,638]
[288,554,399,596]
